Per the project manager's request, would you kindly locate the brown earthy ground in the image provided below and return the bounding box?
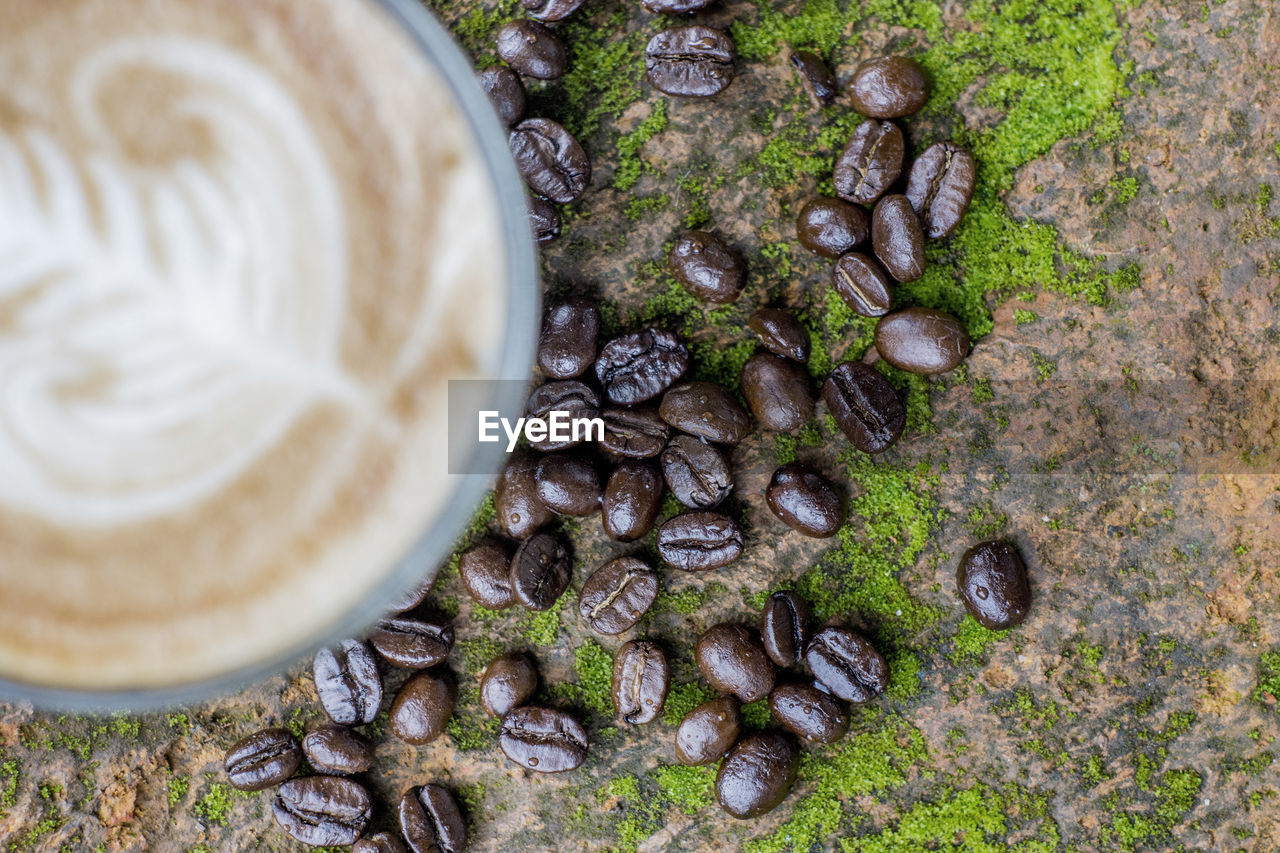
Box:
[3,0,1280,851]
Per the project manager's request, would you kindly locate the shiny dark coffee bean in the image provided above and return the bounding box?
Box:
[496,452,555,539]
[602,461,663,541]
[695,623,776,703]
[538,299,599,379]
[740,354,814,432]
[525,380,599,452]
[805,626,889,703]
[272,776,371,847]
[766,463,844,537]
[874,307,970,374]
[599,406,670,458]
[833,251,894,318]
[906,142,976,239]
[399,784,467,853]
[760,591,811,668]
[477,66,526,126]
[530,196,561,244]
[354,832,408,853]
[871,194,926,283]
[848,55,929,118]
[957,540,1030,629]
[790,49,836,107]
[595,328,689,405]
[716,732,798,819]
[579,557,658,634]
[509,118,590,203]
[612,639,669,724]
[659,381,752,444]
[769,682,849,744]
[534,453,601,516]
[645,26,735,97]
[495,20,566,80]
[370,617,454,670]
[511,532,572,610]
[302,725,374,776]
[669,230,745,304]
[821,361,905,454]
[657,511,743,571]
[796,197,869,258]
[833,119,904,206]
[481,652,539,718]
[523,0,585,22]
[674,695,741,766]
[388,577,434,614]
[389,671,456,745]
[459,539,516,610]
[660,434,732,509]
[500,706,589,772]
[224,728,301,791]
[641,0,713,11]
[314,640,382,726]
[747,308,809,363]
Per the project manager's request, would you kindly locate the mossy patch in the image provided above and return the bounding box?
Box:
[1253,647,1280,707]
[652,764,717,814]
[949,615,1009,665]
[571,639,616,717]
[661,682,717,726]
[192,779,251,826]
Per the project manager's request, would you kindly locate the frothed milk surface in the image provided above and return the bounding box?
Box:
[0,0,507,688]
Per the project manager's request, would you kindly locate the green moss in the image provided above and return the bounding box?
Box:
[283,706,321,741]
[732,0,857,60]
[598,775,664,853]
[521,604,562,646]
[1082,753,1110,788]
[447,714,501,752]
[559,12,645,142]
[1012,309,1038,326]
[949,615,1010,665]
[1099,768,1202,850]
[192,780,250,826]
[652,764,717,814]
[662,682,717,726]
[0,754,17,815]
[653,585,712,616]
[425,0,521,58]
[166,775,189,810]
[1254,648,1280,706]
[614,101,669,192]
[741,700,772,730]
[573,640,616,716]
[9,783,64,851]
[625,194,670,221]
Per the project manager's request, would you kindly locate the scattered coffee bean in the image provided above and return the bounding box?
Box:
[821,361,905,453]
[715,732,798,818]
[669,230,745,304]
[641,0,713,12]
[579,557,658,635]
[272,776,371,847]
[769,682,849,744]
[534,453,601,516]
[477,66,526,126]
[354,832,408,853]
[459,539,517,610]
[314,640,382,726]
[661,434,732,509]
[538,299,600,379]
[387,577,433,614]
[602,461,664,541]
[599,406,670,458]
[765,463,844,537]
[956,540,1030,629]
[509,118,590,203]
[302,725,375,776]
[389,671,456,745]
[645,26,735,97]
[805,626,888,703]
[612,639,670,724]
[747,308,809,363]
[370,617,454,670]
[848,55,929,118]
[695,623,776,703]
[525,380,599,451]
[657,511,744,571]
[871,194,926,282]
[833,251,894,318]
[760,591,811,668]
[495,20,566,80]
[529,196,561,244]
[674,695,741,766]
[906,142,976,239]
[659,381,752,444]
[790,49,837,107]
[500,706,589,772]
[595,328,689,404]
[523,0,585,22]
[796,196,869,258]
[224,728,302,792]
[481,652,539,718]
[833,119,904,206]
[511,532,572,610]
[874,307,970,374]
[398,784,467,853]
[740,354,814,432]
[496,452,555,540]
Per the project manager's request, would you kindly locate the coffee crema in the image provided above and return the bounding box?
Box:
[0,0,508,688]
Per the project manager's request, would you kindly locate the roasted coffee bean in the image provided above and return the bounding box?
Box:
[459,539,516,610]
[674,695,741,766]
[659,381,752,444]
[500,706,589,772]
[478,66,526,126]
[796,197,869,258]
[696,623,776,703]
[389,671,455,745]
[848,55,929,118]
[716,732,799,819]
[481,652,539,718]
[833,251,894,318]
[740,354,814,432]
[612,639,670,724]
[496,452,555,539]
[272,776,371,847]
[579,557,658,634]
[224,728,301,791]
[511,532,572,610]
[660,435,732,509]
[769,682,849,744]
[599,406,670,458]
[657,512,744,571]
[906,142,976,239]
[523,0,585,22]
[790,50,837,106]
[645,26,735,97]
[874,307,970,374]
[760,591,811,668]
[957,540,1030,629]
[833,119,904,206]
[821,361,905,454]
[314,640,382,726]
[495,20,566,80]
[669,230,745,304]
[525,380,599,451]
[302,725,375,776]
[641,0,713,11]
[387,577,433,614]
[748,308,809,363]
[871,194,925,283]
[398,784,467,853]
[509,118,590,203]
[765,463,844,537]
[805,626,889,703]
[538,300,600,379]
[534,453,601,516]
[595,328,689,405]
[529,196,561,244]
[370,617,454,670]
[602,461,664,541]
[354,832,408,853]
